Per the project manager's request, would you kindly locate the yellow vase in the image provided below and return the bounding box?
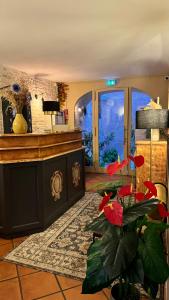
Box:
[12,113,28,134]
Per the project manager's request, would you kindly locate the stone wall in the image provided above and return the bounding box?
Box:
[0,65,57,133]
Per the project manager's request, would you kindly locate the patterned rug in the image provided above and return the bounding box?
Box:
[5,192,102,280]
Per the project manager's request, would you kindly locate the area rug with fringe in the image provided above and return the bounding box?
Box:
[4,192,102,280]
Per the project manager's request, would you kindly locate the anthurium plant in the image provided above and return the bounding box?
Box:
[82,155,169,300]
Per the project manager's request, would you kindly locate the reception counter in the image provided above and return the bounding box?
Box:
[0,130,85,237]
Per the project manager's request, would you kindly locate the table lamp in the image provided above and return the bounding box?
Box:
[136,109,169,141]
[136,109,169,180]
[42,100,60,132]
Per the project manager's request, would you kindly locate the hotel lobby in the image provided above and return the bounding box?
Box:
[0,1,169,299]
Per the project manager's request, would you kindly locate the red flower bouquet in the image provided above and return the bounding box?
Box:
[82,155,169,300]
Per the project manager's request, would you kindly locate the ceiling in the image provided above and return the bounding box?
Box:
[1,0,169,82]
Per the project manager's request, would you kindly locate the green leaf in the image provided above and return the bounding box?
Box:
[123,199,159,225]
[97,184,122,199]
[85,214,112,234]
[143,276,159,299]
[82,227,138,294]
[123,256,144,284]
[138,227,169,283]
[143,221,169,232]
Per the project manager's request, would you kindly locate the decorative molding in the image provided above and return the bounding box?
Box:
[72,162,80,187]
[51,170,63,200]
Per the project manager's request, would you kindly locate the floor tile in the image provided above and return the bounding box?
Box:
[18,265,39,276]
[57,275,82,290]
[0,261,17,281]
[0,278,21,300]
[63,285,108,300]
[20,271,60,300]
[13,236,28,248]
[0,243,13,257]
[37,292,65,299]
[13,235,28,242]
[0,237,12,246]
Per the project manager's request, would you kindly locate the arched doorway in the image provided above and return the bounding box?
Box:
[75,88,152,173]
[75,92,93,168]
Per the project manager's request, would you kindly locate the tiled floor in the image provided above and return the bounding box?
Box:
[0,173,122,300]
[0,236,111,300]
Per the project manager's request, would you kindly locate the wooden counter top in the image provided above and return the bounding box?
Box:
[136,140,167,145]
[0,130,82,163]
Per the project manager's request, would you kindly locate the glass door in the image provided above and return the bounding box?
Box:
[74,87,152,174]
[75,91,95,172]
[94,88,129,173]
[128,88,152,173]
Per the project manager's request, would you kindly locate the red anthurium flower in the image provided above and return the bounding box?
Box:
[157,203,169,218]
[118,184,132,197]
[119,159,128,169]
[135,191,154,201]
[104,201,123,226]
[135,192,145,201]
[128,155,144,167]
[145,191,154,199]
[135,181,157,202]
[144,181,157,197]
[99,192,113,211]
[107,159,128,176]
[107,162,119,175]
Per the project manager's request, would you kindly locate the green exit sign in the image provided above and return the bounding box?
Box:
[106,79,117,86]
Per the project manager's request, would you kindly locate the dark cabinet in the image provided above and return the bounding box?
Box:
[0,149,85,237]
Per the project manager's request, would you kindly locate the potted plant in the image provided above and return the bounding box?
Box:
[82,155,169,300]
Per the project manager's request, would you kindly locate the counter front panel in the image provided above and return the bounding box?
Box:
[0,131,85,237]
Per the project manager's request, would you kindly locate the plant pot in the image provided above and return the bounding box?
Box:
[12,113,28,134]
[110,283,140,300]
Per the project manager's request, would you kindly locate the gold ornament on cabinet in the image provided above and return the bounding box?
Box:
[72,162,81,187]
[51,170,63,201]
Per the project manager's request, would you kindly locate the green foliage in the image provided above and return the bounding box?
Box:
[123,256,144,284]
[123,199,159,224]
[82,194,169,298]
[138,225,169,283]
[82,131,93,166]
[143,277,158,299]
[130,128,136,156]
[101,148,118,166]
[97,182,122,199]
[99,132,114,150]
[82,131,116,167]
[111,283,140,300]
[82,227,138,294]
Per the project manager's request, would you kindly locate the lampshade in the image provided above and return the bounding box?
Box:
[42,101,60,113]
[136,109,169,129]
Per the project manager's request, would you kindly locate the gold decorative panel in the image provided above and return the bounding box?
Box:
[136,141,167,193]
[51,170,63,201]
[72,162,80,187]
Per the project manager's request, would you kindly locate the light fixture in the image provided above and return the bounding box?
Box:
[136,109,169,141]
[136,109,169,181]
[78,107,82,113]
[106,79,118,87]
[42,100,60,132]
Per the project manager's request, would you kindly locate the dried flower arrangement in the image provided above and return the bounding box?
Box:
[56,82,69,108]
[1,82,32,113]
